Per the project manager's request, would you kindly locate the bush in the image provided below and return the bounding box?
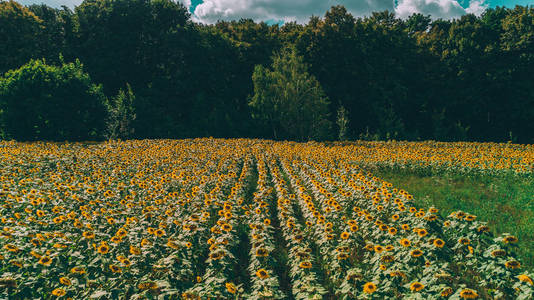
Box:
[0,59,108,141]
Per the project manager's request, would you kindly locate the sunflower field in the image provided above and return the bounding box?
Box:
[0,139,532,299]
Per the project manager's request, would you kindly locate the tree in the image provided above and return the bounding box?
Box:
[336,105,350,141]
[0,1,42,73]
[250,47,332,141]
[28,4,75,64]
[0,59,108,141]
[106,83,136,139]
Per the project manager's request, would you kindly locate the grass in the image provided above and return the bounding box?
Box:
[370,168,534,270]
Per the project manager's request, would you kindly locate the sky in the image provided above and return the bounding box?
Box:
[18,0,534,23]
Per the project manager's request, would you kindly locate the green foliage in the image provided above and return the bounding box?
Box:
[250,47,332,141]
[336,105,350,141]
[0,59,107,141]
[106,83,136,140]
[1,1,534,142]
[0,1,42,74]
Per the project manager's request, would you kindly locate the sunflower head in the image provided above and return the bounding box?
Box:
[363,282,377,294]
[459,288,478,299]
[517,274,533,286]
[225,282,237,294]
[256,268,269,279]
[51,288,66,297]
[399,239,411,247]
[38,256,52,266]
[410,282,424,292]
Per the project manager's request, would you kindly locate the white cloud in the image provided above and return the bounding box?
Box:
[395,0,467,19]
[194,0,487,23]
[179,0,191,9]
[18,0,82,8]
[193,0,395,24]
[465,0,488,15]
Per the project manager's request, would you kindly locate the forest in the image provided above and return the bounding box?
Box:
[0,0,533,143]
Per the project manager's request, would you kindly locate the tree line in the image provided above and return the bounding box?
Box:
[0,0,533,143]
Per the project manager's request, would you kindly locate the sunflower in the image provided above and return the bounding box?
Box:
[255,248,269,257]
[116,228,127,237]
[59,277,71,286]
[209,251,225,260]
[11,260,22,268]
[167,240,180,249]
[517,274,533,285]
[464,215,476,221]
[458,238,470,245]
[226,282,237,294]
[337,253,349,260]
[346,273,363,281]
[4,244,19,253]
[363,282,377,294]
[30,250,41,258]
[503,235,518,244]
[121,258,131,267]
[221,224,232,232]
[154,229,165,237]
[389,271,405,278]
[426,214,438,221]
[410,282,424,292]
[97,244,110,254]
[130,245,141,255]
[417,229,428,237]
[505,260,521,269]
[51,288,66,297]
[365,244,375,251]
[433,239,445,248]
[38,256,53,266]
[410,249,423,258]
[491,249,506,257]
[299,261,312,269]
[264,218,271,226]
[109,264,121,273]
[256,269,269,279]
[82,231,95,239]
[388,227,397,235]
[440,287,453,297]
[399,239,411,247]
[70,266,86,274]
[477,225,490,233]
[340,232,350,240]
[380,254,395,263]
[459,288,478,299]
[138,282,158,290]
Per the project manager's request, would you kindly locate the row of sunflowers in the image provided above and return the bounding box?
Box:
[0,139,532,299]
